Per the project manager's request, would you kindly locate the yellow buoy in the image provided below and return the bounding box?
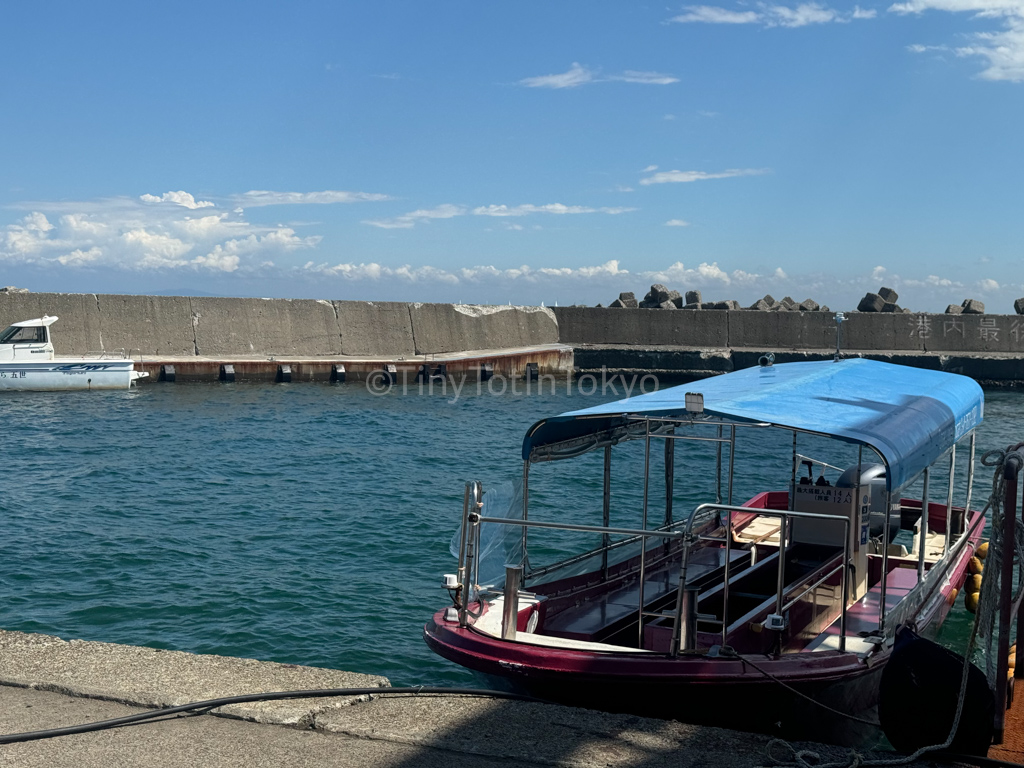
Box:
[948,588,959,606]
[965,574,983,594]
[969,556,984,575]
[1010,652,1016,670]
[965,591,979,613]
[976,541,989,560]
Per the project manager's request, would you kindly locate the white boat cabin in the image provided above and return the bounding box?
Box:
[0,316,57,361]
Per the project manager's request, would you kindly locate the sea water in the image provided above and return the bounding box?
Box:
[0,381,1020,686]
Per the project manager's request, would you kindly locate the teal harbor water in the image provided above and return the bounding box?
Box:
[0,381,1020,686]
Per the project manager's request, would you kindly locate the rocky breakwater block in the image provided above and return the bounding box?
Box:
[1015,297,1024,315]
[962,299,985,314]
[618,292,638,308]
[858,292,886,313]
[748,298,773,311]
[946,304,964,315]
[709,300,741,310]
[799,299,819,312]
[639,284,682,308]
[878,286,899,304]
[685,290,702,306]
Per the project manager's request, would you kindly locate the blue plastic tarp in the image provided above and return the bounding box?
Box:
[522,359,983,492]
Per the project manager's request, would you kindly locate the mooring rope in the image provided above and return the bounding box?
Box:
[763,448,1021,768]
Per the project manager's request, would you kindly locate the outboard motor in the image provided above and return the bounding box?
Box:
[835,463,900,543]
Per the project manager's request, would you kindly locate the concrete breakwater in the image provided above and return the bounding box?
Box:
[554,307,1024,384]
[2,293,1023,384]
[0,293,569,382]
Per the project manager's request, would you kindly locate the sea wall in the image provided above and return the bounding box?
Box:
[0,293,559,358]
[554,307,1024,384]
[553,307,1024,355]
[2,294,1022,383]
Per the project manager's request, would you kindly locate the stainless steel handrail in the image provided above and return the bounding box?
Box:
[458,481,482,627]
[671,502,851,656]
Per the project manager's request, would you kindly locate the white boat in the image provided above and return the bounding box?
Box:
[0,316,148,391]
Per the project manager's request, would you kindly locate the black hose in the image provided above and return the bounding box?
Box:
[0,686,539,745]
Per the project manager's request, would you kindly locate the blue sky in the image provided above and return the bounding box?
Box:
[2,1,1022,311]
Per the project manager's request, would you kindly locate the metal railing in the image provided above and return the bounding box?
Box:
[671,502,851,655]
[458,484,854,656]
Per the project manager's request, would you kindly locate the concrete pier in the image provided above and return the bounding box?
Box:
[0,630,941,767]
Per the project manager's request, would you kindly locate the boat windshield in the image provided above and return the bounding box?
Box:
[0,325,47,344]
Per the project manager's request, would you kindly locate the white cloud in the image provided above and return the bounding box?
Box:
[640,168,769,185]
[670,5,763,23]
[307,259,634,284]
[520,62,678,88]
[669,2,875,26]
[60,213,107,235]
[889,0,1024,81]
[1,191,326,273]
[609,70,681,85]
[665,219,691,226]
[977,277,1001,291]
[364,204,467,229]
[871,265,887,281]
[642,165,659,172]
[3,213,66,255]
[520,62,595,88]
[140,191,214,209]
[472,203,637,217]
[57,247,102,266]
[235,190,391,207]
[907,43,951,51]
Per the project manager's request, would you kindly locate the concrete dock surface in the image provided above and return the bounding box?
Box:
[0,630,968,767]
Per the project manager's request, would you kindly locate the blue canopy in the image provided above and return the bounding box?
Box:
[523,359,983,492]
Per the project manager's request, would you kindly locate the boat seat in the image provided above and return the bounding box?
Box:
[542,546,748,643]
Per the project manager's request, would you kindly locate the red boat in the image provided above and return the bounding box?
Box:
[425,359,987,744]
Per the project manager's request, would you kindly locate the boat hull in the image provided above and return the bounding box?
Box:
[424,613,886,745]
[0,360,144,391]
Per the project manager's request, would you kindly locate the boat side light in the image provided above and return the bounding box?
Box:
[764,613,787,631]
[444,607,459,622]
[443,574,459,589]
[685,392,704,414]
